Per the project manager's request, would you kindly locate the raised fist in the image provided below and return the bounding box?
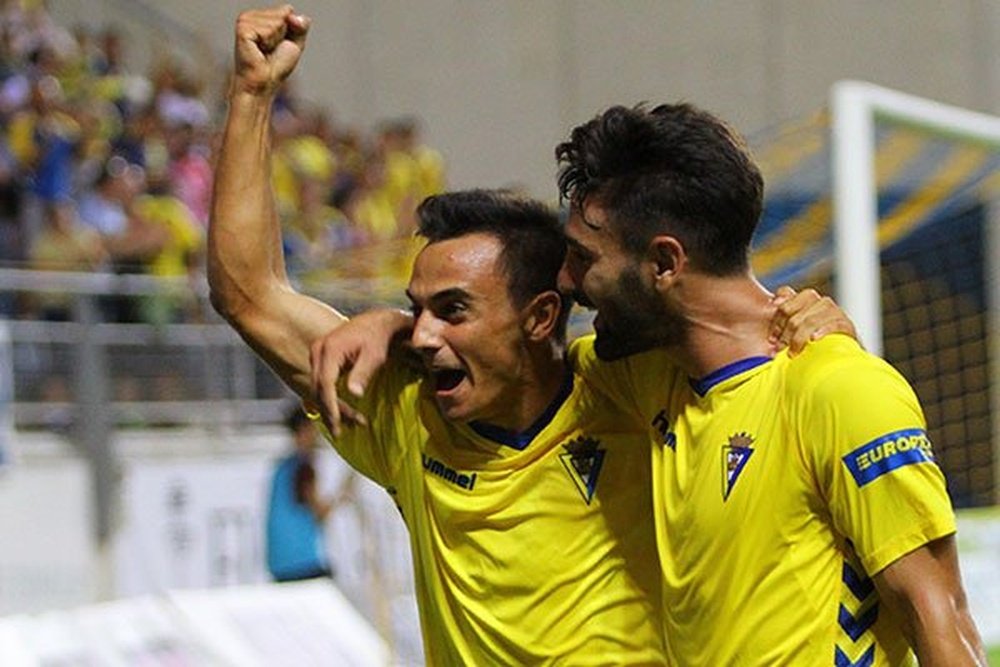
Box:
[232,4,310,96]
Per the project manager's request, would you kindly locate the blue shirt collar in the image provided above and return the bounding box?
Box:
[689,356,772,397]
[470,369,574,450]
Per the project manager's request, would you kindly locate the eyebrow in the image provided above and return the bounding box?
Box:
[406,287,473,307]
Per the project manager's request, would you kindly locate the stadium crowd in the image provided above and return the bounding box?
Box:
[0,0,445,324]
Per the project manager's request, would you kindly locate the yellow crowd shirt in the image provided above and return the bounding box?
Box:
[315,356,665,666]
[570,334,956,666]
[132,194,203,277]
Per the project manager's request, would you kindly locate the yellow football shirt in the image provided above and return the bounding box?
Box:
[570,334,955,666]
[316,356,665,666]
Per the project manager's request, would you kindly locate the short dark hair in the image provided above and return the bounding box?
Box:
[555,103,763,275]
[417,189,566,304]
[416,189,570,341]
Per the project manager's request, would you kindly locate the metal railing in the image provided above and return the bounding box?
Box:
[0,268,299,542]
[1,268,289,430]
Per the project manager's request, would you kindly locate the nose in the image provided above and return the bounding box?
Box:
[410,310,444,357]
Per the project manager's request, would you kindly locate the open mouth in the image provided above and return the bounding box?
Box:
[432,368,467,393]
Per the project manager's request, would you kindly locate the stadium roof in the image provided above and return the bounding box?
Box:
[751,110,1000,288]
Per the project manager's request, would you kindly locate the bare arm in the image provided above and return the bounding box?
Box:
[208,5,345,400]
[874,535,986,666]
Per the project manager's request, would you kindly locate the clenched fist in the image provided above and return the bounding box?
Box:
[232,4,310,96]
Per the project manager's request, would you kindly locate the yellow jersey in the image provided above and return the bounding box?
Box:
[317,357,665,666]
[570,334,956,666]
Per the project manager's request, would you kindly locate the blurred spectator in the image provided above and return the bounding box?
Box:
[397,116,445,201]
[375,120,419,233]
[2,0,75,65]
[111,104,160,169]
[153,62,209,129]
[283,172,365,277]
[78,156,167,320]
[165,121,212,227]
[92,27,125,76]
[7,71,78,249]
[266,404,355,583]
[132,156,203,323]
[376,116,445,221]
[27,200,104,320]
[349,153,400,243]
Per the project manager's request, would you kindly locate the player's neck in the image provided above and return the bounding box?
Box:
[673,273,776,380]
[480,348,569,435]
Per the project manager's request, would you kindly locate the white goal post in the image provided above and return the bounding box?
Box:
[830,80,1000,357]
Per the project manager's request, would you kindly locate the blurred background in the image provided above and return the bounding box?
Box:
[0,0,997,664]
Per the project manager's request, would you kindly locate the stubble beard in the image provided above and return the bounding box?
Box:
[592,266,685,361]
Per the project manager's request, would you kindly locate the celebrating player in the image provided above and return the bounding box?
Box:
[208,6,667,662]
[555,103,985,665]
[308,96,986,667]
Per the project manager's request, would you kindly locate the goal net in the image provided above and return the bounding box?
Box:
[751,82,1000,509]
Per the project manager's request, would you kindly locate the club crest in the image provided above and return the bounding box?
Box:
[560,436,606,504]
[722,432,755,500]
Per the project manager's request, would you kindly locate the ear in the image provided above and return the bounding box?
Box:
[522,290,563,342]
[649,235,687,286]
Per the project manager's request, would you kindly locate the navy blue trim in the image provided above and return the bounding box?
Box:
[470,370,574,450]
[689,356,772,397]
[838,603,879,641]
[835,645,875,667]
[842,562,875,602]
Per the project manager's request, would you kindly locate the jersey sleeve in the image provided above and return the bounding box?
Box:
[791,337,957,575]
[309,353,422,489]
[568,335,682,428]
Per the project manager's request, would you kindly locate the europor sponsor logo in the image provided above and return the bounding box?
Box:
[842,428,935,487]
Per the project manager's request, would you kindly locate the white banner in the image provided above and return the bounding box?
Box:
[114,456,273,595]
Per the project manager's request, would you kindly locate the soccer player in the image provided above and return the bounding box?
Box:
[554,103,986,665]
[209,7,667,663]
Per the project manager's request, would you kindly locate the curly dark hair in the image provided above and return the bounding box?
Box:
[555,103,763,275]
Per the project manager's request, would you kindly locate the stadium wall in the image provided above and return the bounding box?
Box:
[48,0,1000,198]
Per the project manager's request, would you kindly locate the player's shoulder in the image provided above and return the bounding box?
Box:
[783,333,913,400]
